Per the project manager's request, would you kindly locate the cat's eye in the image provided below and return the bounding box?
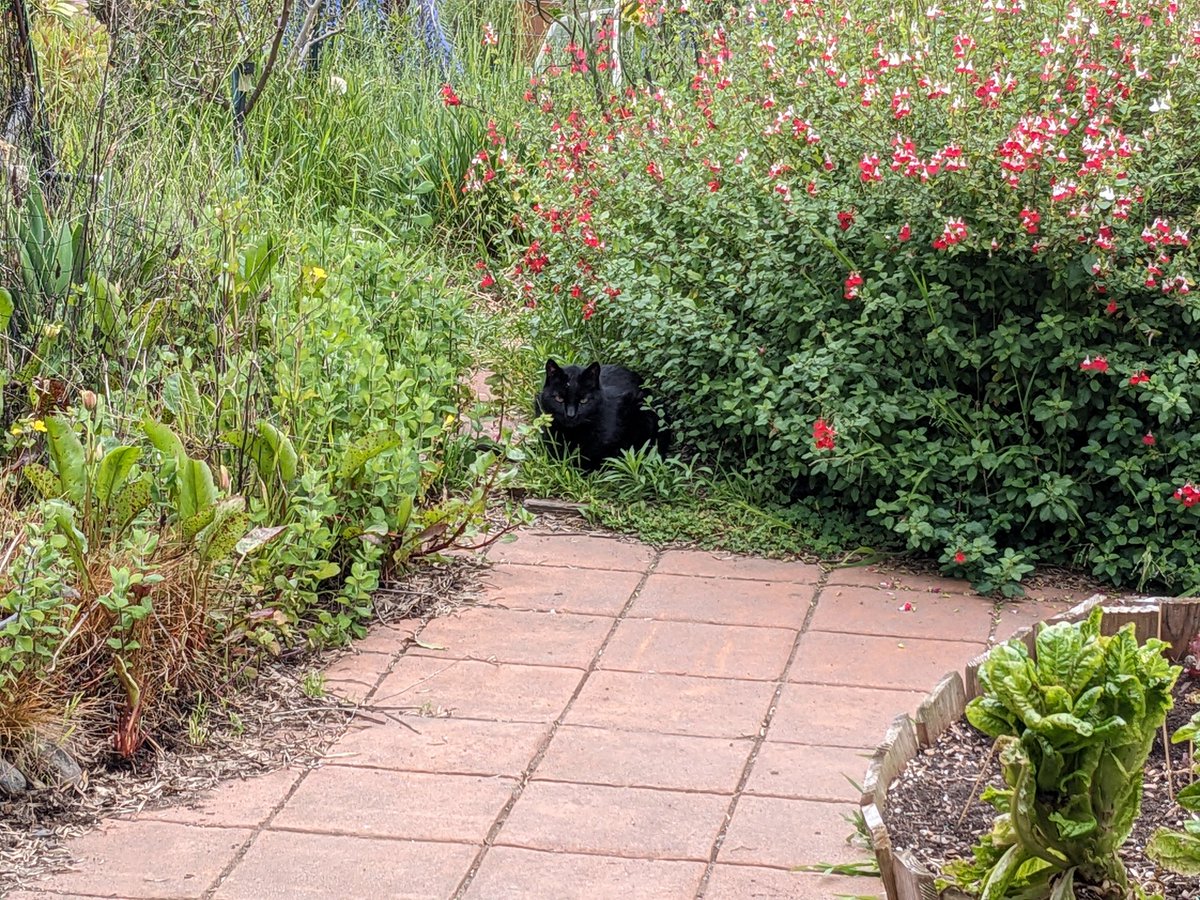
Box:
[554,394,564,402]
[581,397,590,404]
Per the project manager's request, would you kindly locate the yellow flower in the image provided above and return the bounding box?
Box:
[9,422,24,436]
[31,420,47,433]
[301,265,328,292]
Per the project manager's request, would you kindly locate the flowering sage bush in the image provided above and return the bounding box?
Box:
[467,0,1200,594]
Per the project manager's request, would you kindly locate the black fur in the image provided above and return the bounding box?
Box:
[535,359,666,470]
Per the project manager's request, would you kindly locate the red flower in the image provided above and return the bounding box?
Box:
[1019,208,1040,234]
[844,270,863,299]
[813,417,836,451]
[1079,355,1109,373]
[441,84,462,107]
[1143,433,1156,446]
[898,223,912,242]
[1105,300,1118,315]
[899,601,915,612]
[859,154,882,183]
[707,179,721,192]
[837,210,855,231]
[646,161,663,180]
[954,550,967,564]
[932,217,967,250]
[582,299,597,321]
[1129,371,1150,386]
[479,272,495,289]
[1175,483,1200,508]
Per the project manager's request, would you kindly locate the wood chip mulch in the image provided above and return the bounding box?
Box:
[885,677,1200,899]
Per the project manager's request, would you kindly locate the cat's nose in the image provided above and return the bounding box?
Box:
[565,406,577,418]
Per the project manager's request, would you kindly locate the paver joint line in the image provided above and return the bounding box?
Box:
[200,615,433,900]
[449,548,663,900]
[692,566,829,900]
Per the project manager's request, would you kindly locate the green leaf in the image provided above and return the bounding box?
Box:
[257,421,298,482]
[338,431,401,480]
[1172,711,1200,744]
[0,287,12,332]
[22,462,63,499]
[978,843,1027,900]
[1175,782,1200,813]
[178,457,218,525]
[198,497,249,563]
[144,417,185,463]
[95,446,141,506]
[44,415,86,503]
[111,474,151,530]
[43,499,87,574]
[1147,827,1200,876]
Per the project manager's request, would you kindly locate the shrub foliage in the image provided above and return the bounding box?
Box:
[475,0,1200,594]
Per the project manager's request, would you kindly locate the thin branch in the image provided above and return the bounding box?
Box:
[242,0,294,122]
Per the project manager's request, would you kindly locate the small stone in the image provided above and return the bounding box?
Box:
[0,758,27,795]
[34,741,83,788]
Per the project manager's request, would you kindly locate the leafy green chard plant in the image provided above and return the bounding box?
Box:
[1145,710,1200,875]
[950,608,1179,899]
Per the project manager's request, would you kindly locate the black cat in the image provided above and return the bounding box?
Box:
[535,359,665,470]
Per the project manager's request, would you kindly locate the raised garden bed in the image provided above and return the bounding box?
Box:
[861,594,1200,900]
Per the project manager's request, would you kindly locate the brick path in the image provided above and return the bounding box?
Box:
[17,531,1090,900]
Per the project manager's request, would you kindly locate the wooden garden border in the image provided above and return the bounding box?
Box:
[861,594,1200,900]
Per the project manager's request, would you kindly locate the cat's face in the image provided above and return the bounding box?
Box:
[540,359,601,425]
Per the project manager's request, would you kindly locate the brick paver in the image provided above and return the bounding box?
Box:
[33,529,1098,899]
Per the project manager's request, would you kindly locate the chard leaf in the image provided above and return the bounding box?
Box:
[1147,827,1200,876]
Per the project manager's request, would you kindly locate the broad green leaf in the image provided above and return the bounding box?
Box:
[198,497,249,563]
[1172,711,1200,744]
[178,457,218,525]
[22,463,62,499]
[979,843,1027,900]
[144,417,185,463]
[257,421,298,482]
[0,287,12,332]
[95,446,141,506]
[181,504,216,543]
[44,415,86,503]
[1176,782,1200,813]
[1147,827,1200,876]
[338,430,400,480]
[51,220,74,295]
[112,474,151,530]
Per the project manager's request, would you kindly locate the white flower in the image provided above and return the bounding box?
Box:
[1149,93,1172,113]
[328,75,348,95]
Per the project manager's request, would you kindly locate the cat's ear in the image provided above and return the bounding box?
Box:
[581,362,602,386]
[545,359,562,377]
